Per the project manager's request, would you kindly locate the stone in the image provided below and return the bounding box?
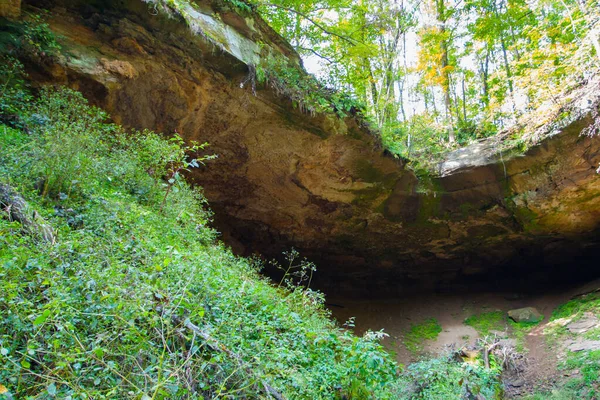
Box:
[568,340,600,352]
[508,307,544,323]
[567,313,599,334]
[0,0,20,18]
[507,379,525,388]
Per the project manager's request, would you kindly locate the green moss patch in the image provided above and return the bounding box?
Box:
[464,311,506,336]
[404,318,443,354]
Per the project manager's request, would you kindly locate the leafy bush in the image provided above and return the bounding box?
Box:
[256,56,364,118]
[0,13,61,60]
[0,57,32,127]
[391,353,503,399]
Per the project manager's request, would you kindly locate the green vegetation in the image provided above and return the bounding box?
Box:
[0,53,513,398]
[151,0,600,169]
[3,6,597,398]
[254,0,600,166]
[525,293,600,399]
[255,56,364,118]
[392,353,503,399]
[508,320,540,353]
[465,311,506,336]
[464,310,541,352]
[404,318,443,354]
[0,59,402,397]
[526,346,600,399]
[551,291,600,320]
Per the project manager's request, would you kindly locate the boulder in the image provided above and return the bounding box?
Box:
[508,307,544,323]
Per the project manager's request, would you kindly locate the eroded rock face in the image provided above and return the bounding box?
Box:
[17,0,600,296]
[0,0,21,19]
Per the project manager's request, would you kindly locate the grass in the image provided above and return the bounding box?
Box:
[526,350,600,400]
[551,292,600,321]
[509,320,541,353]
[463,310,542,352]
[464,311,506,336]
[404,318,442,354]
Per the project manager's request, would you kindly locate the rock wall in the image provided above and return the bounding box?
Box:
[15,0,600,296]
[0,0,21,19]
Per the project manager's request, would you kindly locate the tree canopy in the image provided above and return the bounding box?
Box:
[246,0,599,167]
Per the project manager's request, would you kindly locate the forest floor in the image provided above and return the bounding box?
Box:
[329,278,600,398]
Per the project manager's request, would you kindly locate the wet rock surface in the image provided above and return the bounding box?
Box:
[17,0,600,295]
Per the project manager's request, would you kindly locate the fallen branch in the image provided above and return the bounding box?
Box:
[0,183,55,244]
[178,316,285,400]
[483,341,501,369]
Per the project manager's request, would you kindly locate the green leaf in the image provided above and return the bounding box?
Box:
[47,383,56,396]
[93,348,104,358]
[33,309,51,326]
[20,360,30,369]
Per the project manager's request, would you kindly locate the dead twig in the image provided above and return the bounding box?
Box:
[483,341,501,369]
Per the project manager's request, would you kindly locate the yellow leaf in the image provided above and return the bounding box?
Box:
[0,384,8,394]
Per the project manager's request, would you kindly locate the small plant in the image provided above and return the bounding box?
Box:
[255,56,364,118]
[271,248,317,290]
[159,134,215,211]
[0,57,32,127]
[392,352,503,399]
[20,14,61,58]
[222,0,253,12]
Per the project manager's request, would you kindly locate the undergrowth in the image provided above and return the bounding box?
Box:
[0,76,398,398]
[392,352,503,399]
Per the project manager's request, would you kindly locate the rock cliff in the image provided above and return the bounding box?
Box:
[12,0,600,295]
